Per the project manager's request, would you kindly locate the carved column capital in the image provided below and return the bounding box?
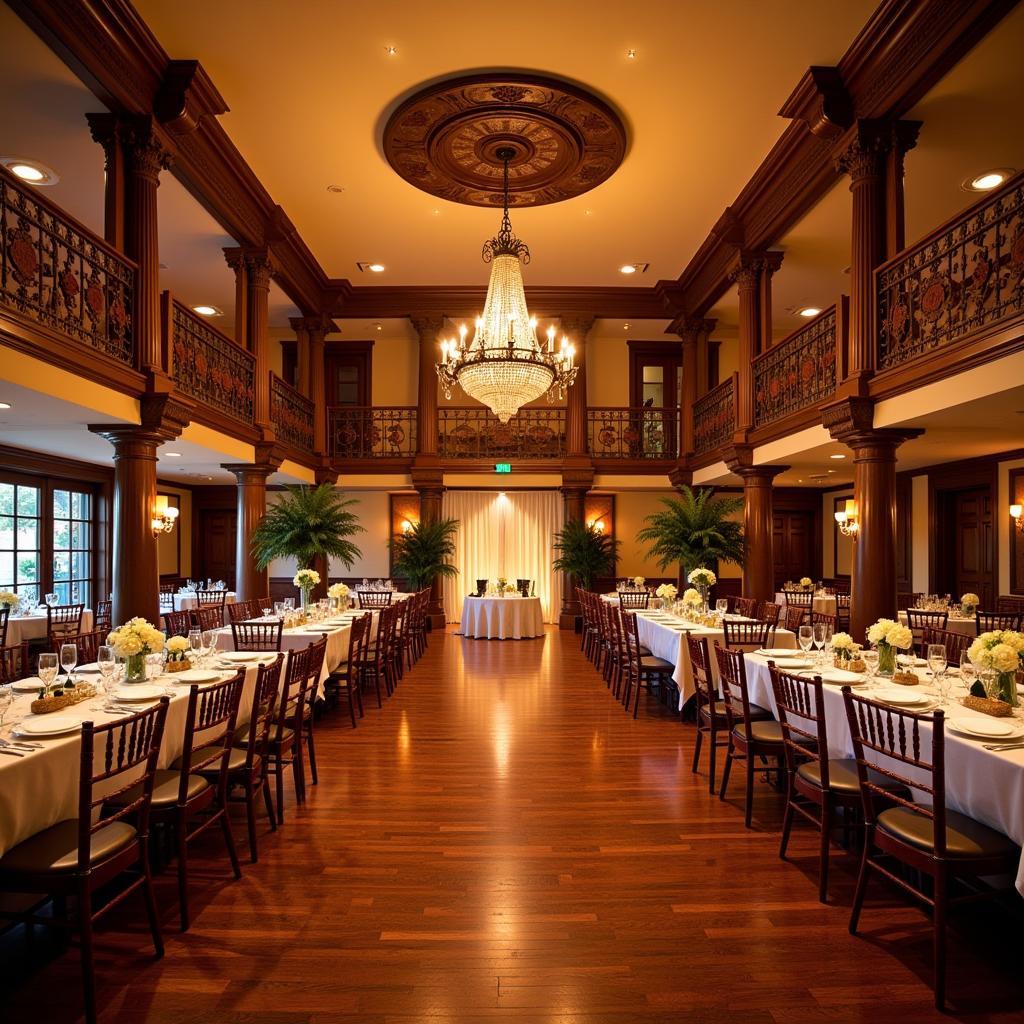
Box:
[122,116,173,183]
[727,251,783,291]
[289,314,337,341]
[410,315,446,341]
[85,113,124,171]
[890,119,923,157]
[834,120,889,182]
[224,246,275,290]
[670,315,716,342]
[723,444,787,481]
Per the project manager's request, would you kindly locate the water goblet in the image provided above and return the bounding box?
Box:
[202,630,218,664]
[927,643,948,704]
[959,651,977,696]
[862,647,879,689]
[798,624,814,656]
[97,645,116,696]
[716,599,728,617]
[261,606,272,620]
[189,627,203,662]
[37,652,58,693]
[60,642,78,687]
[45,592,59,608]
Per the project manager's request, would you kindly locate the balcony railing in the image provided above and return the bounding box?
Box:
[329,406,417,459]
[169,298,254,424]
[270,373,314,452]
[753,305,838,427]
[438,406,565,459]
[1,164,135,365]
[693,375,737,457]
[877,171,1024,371]
[588,407,678,459]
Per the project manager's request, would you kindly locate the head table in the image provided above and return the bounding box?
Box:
[460,595,544,640]
[4,608,95,647]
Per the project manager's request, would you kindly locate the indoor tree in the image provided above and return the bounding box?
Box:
[636,485,744,584]
[388,518,460,592]
[251,484,364,597]
[552,519,620,592]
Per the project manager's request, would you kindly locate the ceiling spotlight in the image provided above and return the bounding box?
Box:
[623,322,631,331]
[619,262,649,275]
[164,451,182,458]
[797,306,822,318]
[192,304,223,317]
[962,168,1014,192]
[385,45,397,56]
[2,157,59,186]
[0,402,11,410]
[374,322,383,332]
[829,454,846,460]
[626,48,637,59]
[357,262,385,273]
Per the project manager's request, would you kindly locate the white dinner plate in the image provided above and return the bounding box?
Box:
[113,684,165,702]
[813,668,869,685]
[18,715,83,737]
[948,717,1023,740]
[897,656,928,667]
[174,669,221,684]
[75,663,101,674]
[12,678,44,693]
[874,686,929,706]
[756,649,801,658]
[220,652,261,663]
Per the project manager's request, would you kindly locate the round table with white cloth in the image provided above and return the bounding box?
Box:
[172,590,237,612]
[4,609,95,646]
[775,591,837,616]
[460,596,544,640]
[898,610,976,637]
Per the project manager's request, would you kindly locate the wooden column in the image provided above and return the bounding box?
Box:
[231,253,249,349]
[726,447,785,602]
[731,259,761,435]
[247,251,273,432]
[85,114,127,252]
[672,316,713,458]
[561,315,594,458]
[289,317,311,397]
[758,258,778,352]
[559,469,593,629]
[290,314,333,456]
[412,316,444,458]
[222,462,277,602]
[884,120,922,260]
[412,468,446,627]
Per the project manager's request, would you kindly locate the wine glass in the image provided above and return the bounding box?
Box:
[261,605,272,620]
[811,623,827,666]
[189,627,203,663]
[97,645,116,695]
[716,599,728,617]
[927,643,948,704]
[45,592,59,608]
[959,650,977,696]
[862,647,879,689]
[798,624,813,655]
[37,652,58,693]
[202,630,218,665]
[0,684,12,731]
[60,642,78,687]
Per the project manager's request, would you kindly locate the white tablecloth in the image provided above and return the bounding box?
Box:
[5,609,95,647]
[214,617,353,686]
[898,610,976,638]
[634,612,797,707]
[775,592,837,616]
[460,596,544,640]
[0,662,261,860]
[743,653,1024,896]
[172,591,237,612]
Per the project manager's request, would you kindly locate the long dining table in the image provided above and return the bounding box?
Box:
[742,653,1024,897]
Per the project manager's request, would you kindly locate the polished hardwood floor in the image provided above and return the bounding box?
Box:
[3,626,1022,1023]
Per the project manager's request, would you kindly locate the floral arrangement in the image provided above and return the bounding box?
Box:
[968,631,1024,706]
[503,582,517,594]
[294,568,321,591]
[799,576,813,588]
[831,632,861,664]
[867,618,913,676]
[328,582,350,600]
[632,576,645,588]
[655,583,678,601]
[682,588,702,606]
[687,567,716,587]
[165,635,190,662]
[960,592,980,613]
[0,590,19,610]
[107,617,165,658]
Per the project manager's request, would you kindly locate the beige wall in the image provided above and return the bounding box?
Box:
[372,327,418,407]
[156,484,192,578]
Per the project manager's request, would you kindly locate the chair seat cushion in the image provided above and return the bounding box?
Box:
[0,819,136,874]
[640,656,673,673]
[797,758,904,796]
[172,746,248,773]
[876,806,1017,859]
[110,768,210,809]
[732,719,784,745]
[705,700,771,721]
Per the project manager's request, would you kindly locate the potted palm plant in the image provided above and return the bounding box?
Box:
[552,519,620,593]
[636,485,744,586]
[251,483,364,599]
[389,518,460,593]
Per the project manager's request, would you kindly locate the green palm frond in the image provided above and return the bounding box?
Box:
[388,518,460,590]
[552,520,620,591]
[636,485,744,578]
[251,483,364,571]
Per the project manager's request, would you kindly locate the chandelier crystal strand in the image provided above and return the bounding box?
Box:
[436,149,578,423]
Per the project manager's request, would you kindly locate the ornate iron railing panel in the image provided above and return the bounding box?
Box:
[329,407,417,459]
[270,373,314,452]
[693,376,736,457]
[438,407,565,459]
[753,306,837,426]
[587,407,678,459]
[170,300,254,423]
[877,173,1024,369]
[0,166,134,364]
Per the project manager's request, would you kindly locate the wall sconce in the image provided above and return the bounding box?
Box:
[588,519,605,533]
[834,498,859,539]
[152,494,179,535]
[1011,503,1024,533]
[401,518,415,534]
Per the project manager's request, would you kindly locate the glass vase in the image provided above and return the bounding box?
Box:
[877,642,896,677]
[997,671,1019,707]
[301,588,311,613]
[124,652,146,683]
[698,583,709,616]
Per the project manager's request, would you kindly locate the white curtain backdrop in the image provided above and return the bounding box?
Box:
[442,490,564,624]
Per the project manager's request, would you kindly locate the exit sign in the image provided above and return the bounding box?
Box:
[494,463,511,474]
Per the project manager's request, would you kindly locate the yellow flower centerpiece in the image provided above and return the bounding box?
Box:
[960,592,980,616]
[294,568,321,611]
[968,630,1024,706]
[165,634,191,673]
[107,617,166,682]
[867,618,913,677]
[328,582,350,610]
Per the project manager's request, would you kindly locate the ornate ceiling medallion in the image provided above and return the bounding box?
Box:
[382,73,627,207]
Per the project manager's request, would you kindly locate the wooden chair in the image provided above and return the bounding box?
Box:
[295,636,330,789]
[810,610,838,634]
[356,604,393,708]
[358,590,393,609]
[407,589,430,663]
[783,604,808,632]
[0,641,32,683]
[835,592,851,631]
[976,609,1021,632]
[722,619,773,650]
[842,689,1019,1009]
[921,625,970,667]
[196,588,227,608]
[618,590,650,610]
[905,608,948,654]
[194,605,225,631]
[733,596,759,617]
[325,611,371,727]
[231,620,283,652]
[163,609,193,639]
[93,599,112,635]
[621,610,674,718]
[782,589,813,609]
[47,603,85,641]
[714,644,785,828]
[49,628,107,665]
[227,598,266,624]
[392,597,411,680]
[758,601,781,626]
[0,699,169,1024]
[0,604,8,648]
[897,591,922,611]
[603,603,627,698]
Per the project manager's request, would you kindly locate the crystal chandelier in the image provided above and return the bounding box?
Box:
[436,148,577,423]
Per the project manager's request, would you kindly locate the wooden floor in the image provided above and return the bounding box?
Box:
[3,626,1022,1023]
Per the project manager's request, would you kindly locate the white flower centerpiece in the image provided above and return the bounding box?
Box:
[165,634,191,673]
[294,568,321,612]
[107,617,166,683]
[632,576,646,590]
[960,592,980,616]
[968,630,1024,706]
[328,582,350,611]
[0,590,19,614]
[799,576,813,589]
[831,631,862,667]
[687,567,717,614]
[655,583,677,607]
[866,618,913,677]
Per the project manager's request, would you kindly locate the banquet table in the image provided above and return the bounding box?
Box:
[460,596,543,640]
[743,653,1024,897]
[172,590,238,613]
[601,593,664,609]
[898,610,976,637]
[0,661,263,861]
[634,611,797,708]
[4,608,95,646]
[775,591,837,617]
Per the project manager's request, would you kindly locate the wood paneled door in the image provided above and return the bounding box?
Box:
[772,510,814,589]
[937,486,994,607]
[196,508,237,588]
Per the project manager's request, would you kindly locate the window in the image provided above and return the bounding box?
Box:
[52,488,93,606]
[0,481,42,601]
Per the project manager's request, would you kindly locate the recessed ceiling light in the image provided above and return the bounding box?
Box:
[623,322,631,331]
[962,168,1015,192]
[163,451,182,458]
[2,157,59,186]
[192,304,223,317]
[797,306,822,318]
[619,262,649,275]
[373,322,383,332]
[357,262,385,273]
[0,402,11,410]
[829,454,846,460]
[385,45,397,56]
[626,48,637,59]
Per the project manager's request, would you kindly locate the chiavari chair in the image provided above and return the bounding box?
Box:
[356,604,393,708]
[921,625,970,667]
[975,609,1021,632]
[618,589,650,610]
[604,603,627,698]
[810,610,838,634]
[413,588,432,662]
[722,619,773,650]
[358,589,393,609]
[714,644,785,828]
[897,591,922,611]
[758,601,782,626]
[46,603,84,641]
[782,588,813,609]
[94,599,112,634]
[159,591,175,615]
[194,604,225,631]
[0,699,169,1024]
[278,635,328,812]
[0,641,31,683]
[163,609,193,639]
[49,628,106,665]
[231,619,283,652]
[621,610,674,718]
[227,597,266,624]
[783,604,808,632]
[905,608,948,654]
[576,588,593,656]
[392,597,411,679]
[841,688,1018,1009]
[733,596,759,617]
[325,612,371,727]
[196,588,227,609]
[835,592,851,631]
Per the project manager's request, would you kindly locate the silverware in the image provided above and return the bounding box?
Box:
[0,739,43,750]
[0,748,25,757]
[982,742,1024,751]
